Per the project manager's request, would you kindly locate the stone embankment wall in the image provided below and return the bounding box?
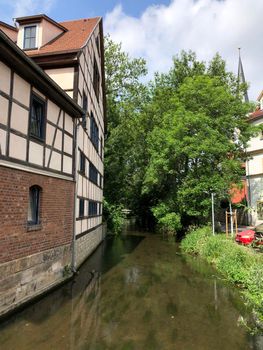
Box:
[76,224,106,268]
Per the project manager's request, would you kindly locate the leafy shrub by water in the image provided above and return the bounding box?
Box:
[103,200,124,234]
[181,226,263,324]
[152,203,182,236]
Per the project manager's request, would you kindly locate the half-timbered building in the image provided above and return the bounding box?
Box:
[0,14,105,316]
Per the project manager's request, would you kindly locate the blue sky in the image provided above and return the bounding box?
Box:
[0,0,263,100]
[51,1,171,20]
[0,0,171,23]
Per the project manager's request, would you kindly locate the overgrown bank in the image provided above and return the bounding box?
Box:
[181,227,263,327]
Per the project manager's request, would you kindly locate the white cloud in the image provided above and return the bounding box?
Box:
[0,0,55,22]
[105,0,263,101]
[13,0,55,17]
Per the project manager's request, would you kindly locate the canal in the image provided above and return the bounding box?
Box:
[0,230,263,350]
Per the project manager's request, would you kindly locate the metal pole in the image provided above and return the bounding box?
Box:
[212,193,215,236]
[229,202,234,237]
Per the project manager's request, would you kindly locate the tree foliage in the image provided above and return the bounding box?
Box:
[104,39,255,233]
[104,36,148,209]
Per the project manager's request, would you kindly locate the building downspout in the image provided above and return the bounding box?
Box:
[72,120,80,273]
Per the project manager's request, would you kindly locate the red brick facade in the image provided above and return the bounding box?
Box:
[0,166,74,263]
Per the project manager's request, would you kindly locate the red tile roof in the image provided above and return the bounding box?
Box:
[249,109,263,122]
[0,21,18,32]
[27,17,100,57]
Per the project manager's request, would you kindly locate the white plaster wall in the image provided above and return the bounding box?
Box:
[54,129,62,151]
[64,114,74,134]
[247,136,263,153]
[46,124,55,146]
[47,100,62,125]
[0,96,9,125]
[63,155,72,174]
[247,119,263,152]
[64,134,72,154]
[0,129,7,155]
[10,103,28,134]
[39,19,63,47]
[13,74,30,106]
[0,61,11,94]
[247,155,263,176]
[28,141,44,166]
[9,133,27,161]
[45,68,74,91]
[49,150,61,171]
[248,176,263,225]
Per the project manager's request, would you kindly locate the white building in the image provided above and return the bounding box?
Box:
[246,93,263,225]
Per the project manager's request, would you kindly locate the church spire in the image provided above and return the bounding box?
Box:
[237,48,249,102]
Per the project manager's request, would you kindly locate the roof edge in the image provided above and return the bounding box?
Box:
[0,28,83,118]
[257,90,263,102]
[0,21,18,32]
[27,48,79,57]
[15,14,67,32]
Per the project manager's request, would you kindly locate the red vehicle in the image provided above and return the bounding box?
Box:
[235,230,255,245]
[235,226,263,246]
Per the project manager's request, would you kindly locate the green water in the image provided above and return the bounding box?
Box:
[0,232,262,350]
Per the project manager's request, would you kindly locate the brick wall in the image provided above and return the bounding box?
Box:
[0,165,74,263]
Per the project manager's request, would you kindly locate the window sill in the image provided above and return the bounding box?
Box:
[77,216,87,221]
[30,134,45,144]
[27,223,42,232]
[76,214,102,221]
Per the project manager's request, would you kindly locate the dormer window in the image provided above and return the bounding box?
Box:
[23,25,37,49]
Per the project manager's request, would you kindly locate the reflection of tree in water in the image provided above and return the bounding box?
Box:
[70,272,102,350]
[125,267,140,284]
[0,235,260,350]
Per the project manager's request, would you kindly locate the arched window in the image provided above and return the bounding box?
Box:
[28,186,41,225]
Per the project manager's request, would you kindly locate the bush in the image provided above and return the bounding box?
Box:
[181,226,263,324]
[103,200,124,235]
[152,203,182,235]
[159,213,182,233]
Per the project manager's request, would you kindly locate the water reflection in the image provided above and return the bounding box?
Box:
[0,233,262,350]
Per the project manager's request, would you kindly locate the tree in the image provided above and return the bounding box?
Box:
[104,36,148,207]
[104,41,255,232]
[142,53,254,230]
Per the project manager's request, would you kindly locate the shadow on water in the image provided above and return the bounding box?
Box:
[0,230,263,350]
[0,234,144,327]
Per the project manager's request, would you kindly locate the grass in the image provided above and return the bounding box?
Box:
[181,226,263,326]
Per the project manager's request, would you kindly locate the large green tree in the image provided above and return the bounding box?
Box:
[143,52,253,230]
[104,40,254,231]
